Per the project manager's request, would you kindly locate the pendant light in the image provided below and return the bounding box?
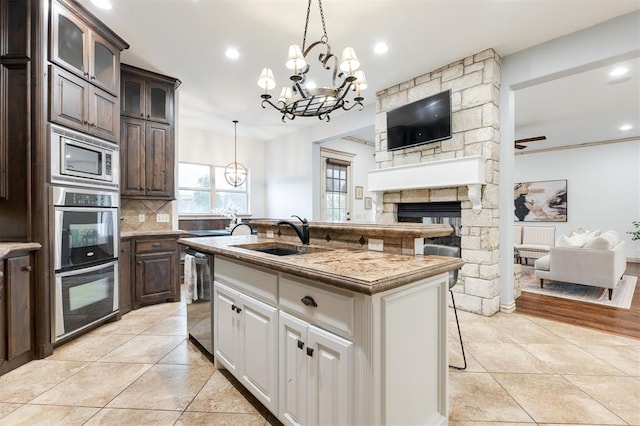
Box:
[224,120,247,187]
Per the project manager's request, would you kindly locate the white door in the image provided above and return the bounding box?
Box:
[213,282,239,374]
[278,311,309,426]
[240,293,278,413]
[307,324,353,426]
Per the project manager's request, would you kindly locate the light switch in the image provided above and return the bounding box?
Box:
[138,214,145,223]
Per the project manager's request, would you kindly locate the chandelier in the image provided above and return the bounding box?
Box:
[224,120,247,187]
[257,0,367,122]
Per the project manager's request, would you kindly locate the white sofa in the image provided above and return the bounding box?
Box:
[534,230,627,300]
[514,225,556,264]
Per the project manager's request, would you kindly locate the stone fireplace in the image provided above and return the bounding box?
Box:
[368,48,502,316]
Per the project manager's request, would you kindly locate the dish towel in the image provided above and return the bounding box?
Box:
[184,254,198,304]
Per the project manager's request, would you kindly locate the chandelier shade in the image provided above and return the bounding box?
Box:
[224,120,247,187]
[257,0,367,122]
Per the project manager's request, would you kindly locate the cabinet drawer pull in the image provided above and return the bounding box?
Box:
[231,304,236,311]
[301,295,317,308]
[297,340,304,350]
[235,307,242,313]
[151,243,161,247]
[306,347,314,357]
[22,265,32,272]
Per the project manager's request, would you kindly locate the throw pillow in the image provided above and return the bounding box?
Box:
[583,235,614,250]
[556,234,588,248]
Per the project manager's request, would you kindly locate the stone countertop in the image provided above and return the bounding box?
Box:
[121,229,189,239]
[0,242,42,259]
[249,220,454,238]
[178,235,464,296]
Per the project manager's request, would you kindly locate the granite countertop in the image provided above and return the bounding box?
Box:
[121,229,189,238]
[178,235,464,295]
[249,219,454,238]
[0,242,42,259]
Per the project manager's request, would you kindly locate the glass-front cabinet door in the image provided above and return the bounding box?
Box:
[146,82,172,123]
[51,2,119,95]
[89,32,119,94]
[52,3,87,77]
[121,75,145,118]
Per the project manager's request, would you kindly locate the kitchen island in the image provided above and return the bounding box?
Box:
[179,232,463,425]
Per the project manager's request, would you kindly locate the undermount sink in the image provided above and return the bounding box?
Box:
[232,242,331,256]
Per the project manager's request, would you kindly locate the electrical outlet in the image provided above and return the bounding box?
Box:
[368,238,384,252]
[266,230,275,238]
[156,213,170,223]
[138,214,145,223]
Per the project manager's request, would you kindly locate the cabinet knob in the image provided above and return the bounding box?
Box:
[301,296,318,308]
[306,347,314,357]
[147,187,151,191]
[22,265,32,272]
[137,260,142,265]
[140,113,144,117]
[297,340,304,350]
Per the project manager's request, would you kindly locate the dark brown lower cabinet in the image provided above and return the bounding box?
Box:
[119,236,179,310]
[1,253,34,375]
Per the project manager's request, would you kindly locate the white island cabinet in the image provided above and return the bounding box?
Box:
[212,255,449,425]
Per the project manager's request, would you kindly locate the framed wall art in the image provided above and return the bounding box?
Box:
[514,179,567,222]
[364,196,372,210]
[355,185,363,199]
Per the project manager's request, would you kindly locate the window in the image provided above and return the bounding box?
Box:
[178,162,249,214]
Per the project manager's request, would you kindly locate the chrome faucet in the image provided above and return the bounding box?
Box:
[274,215,310,245]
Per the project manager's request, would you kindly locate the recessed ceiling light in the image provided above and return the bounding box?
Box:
[609,66,629,77]
[91,0,112,9]
[619,124,633,132]
[374,42,388,55]
[225,48,240,60]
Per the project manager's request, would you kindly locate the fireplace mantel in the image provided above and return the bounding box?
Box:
[367,155,486,213]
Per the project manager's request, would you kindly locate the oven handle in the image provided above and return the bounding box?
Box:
[54,206,118,212]
[55,259,118,278]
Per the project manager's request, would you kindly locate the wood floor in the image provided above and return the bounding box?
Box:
[516,262,640,339]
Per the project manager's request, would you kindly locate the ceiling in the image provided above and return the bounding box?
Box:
[77,0,640,143]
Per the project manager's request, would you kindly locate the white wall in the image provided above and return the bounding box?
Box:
[514,140,640,260]
[314,138,376,222]
[263,102,376,220]
[499,10,640,308]
[177,125,266,217]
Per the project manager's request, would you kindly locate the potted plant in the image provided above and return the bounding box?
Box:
[628,221,640,241]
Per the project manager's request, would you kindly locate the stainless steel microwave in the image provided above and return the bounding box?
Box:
[50,124,119,190]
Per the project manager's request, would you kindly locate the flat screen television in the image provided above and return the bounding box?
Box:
[386,89,452,151]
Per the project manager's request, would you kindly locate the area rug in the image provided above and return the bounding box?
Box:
[519,266,637,309]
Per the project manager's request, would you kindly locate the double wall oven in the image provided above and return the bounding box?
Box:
[50,125,120,343]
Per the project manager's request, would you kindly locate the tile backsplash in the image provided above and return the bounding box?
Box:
[120,199,173,232]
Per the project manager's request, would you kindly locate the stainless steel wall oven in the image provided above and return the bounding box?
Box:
[52,186,119,342]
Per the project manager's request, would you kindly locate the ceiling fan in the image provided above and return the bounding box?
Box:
[514,136,546,150]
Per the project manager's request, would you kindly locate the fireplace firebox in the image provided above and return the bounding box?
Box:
[397,201,461,247]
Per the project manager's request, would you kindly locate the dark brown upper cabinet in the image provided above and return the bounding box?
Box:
[50,0,128,96]
[50,65,119,142]
[121,65,178,125]
[120,64,179,200]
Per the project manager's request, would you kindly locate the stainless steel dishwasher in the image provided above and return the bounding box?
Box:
[184,249,214,359]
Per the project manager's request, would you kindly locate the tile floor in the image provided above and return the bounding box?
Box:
[0,300,638,425]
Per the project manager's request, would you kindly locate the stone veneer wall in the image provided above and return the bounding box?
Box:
[374,48,502,316]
